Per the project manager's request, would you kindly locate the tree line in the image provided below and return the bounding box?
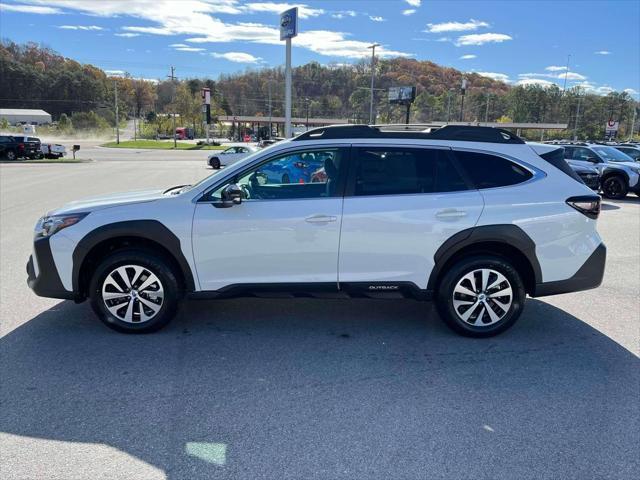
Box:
[1,41,637,140]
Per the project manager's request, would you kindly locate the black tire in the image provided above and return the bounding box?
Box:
[601,176,628,199]
[436,255,526,338]
[5,150,17,161]
[281,173,291,184]
[89,250,180,333]
[209,157,221,169]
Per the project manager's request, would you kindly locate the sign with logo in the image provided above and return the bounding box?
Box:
[388,86,416,105]
[605,119,619,139]
[280,7,298,40]
[201,88,211,105]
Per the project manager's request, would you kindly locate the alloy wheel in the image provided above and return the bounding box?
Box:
[452,268,513,326]
[101,265,164,323]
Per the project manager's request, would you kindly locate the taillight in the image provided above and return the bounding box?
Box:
[18,143,25,150]
[567,195,601,219]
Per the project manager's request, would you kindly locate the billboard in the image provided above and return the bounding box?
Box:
[388,86,416,104]
[280,7,298,40]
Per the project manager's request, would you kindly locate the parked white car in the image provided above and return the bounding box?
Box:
[27,125,605,337]
[207,145,259,169]
[41,143,66,159]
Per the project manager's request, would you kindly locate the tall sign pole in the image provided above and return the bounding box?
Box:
[202,87,211,144]
[114,79,119,144]
[368,43,380,124]
[280,7,298,138]
[459,77,467,122]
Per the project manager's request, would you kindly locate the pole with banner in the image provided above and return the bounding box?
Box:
[280,7,298,138]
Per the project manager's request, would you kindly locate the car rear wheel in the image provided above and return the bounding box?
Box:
[89,250,180,333]
[5,150,16,161]
[209,157,221,169]
[601,176,628,199]
[436,255,526,337]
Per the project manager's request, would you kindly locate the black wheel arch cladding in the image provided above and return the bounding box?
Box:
[72,220,195,295]
[427,224,542,292]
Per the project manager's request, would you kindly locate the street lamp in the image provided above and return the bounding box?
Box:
[368,43,380,124]
[459,77,467,122]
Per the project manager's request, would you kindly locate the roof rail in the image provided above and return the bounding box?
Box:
[293,124,525,144]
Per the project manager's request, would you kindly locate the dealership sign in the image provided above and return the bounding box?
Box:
[388,86,416,105]
[605,119,619,139]
[280,7,298,40]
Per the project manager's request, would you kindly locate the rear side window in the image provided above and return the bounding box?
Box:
[454,151,533,189]
[538,147,582,183]
[352,147,468,196]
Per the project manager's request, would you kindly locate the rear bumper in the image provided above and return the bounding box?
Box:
[27,237,76,300]
[533,243,606,297]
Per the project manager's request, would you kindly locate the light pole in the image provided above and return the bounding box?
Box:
[280,8,298,138]
[459,77,467,122]
[573,87,582,141]
[562,54,571,95]
[114,79,119,144]
[368,43,380,124]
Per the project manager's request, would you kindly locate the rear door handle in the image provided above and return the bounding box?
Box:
[305,214,337,223]
[436,209,468,219]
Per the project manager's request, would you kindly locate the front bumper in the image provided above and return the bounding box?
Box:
[578,172,600,191]
[27,237,76,300]
[533,243,606,297]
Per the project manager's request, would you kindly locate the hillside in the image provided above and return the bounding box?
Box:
[1,41,637,139]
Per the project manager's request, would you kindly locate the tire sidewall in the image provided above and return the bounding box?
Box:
[89,250,179,333]
[6,150,16,161]
[209,157,221,169]
[437,256,526,337]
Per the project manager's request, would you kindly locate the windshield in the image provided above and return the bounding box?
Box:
[591,146,634,162]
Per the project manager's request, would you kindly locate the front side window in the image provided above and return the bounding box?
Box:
[352,147,467,196]
[592,146,634,162]
[454,151,533,189]
[209,148,346,201]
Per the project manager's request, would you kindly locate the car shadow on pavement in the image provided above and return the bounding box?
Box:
[1,298,638,480]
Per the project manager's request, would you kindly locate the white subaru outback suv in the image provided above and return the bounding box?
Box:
[27,125,606,337]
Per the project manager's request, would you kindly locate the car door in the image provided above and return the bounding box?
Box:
[568,146,605,172]
[192,146,349,291]
[338,146,484,290]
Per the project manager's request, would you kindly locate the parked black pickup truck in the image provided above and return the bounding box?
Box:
[0,135,42,160]
[12,135,42,159]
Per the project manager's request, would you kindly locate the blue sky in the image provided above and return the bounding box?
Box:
[1,0,638,97]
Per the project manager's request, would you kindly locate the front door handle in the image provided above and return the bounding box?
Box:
[305,214,337,223]
[436,209,468,219]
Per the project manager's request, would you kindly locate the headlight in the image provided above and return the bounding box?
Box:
[35,212,89,238]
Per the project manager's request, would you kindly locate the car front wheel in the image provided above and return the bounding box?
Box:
[601,176,628,199]
[209,157,221,169]
[5,150,17,161]
[436,255,526,337]
[89,250,180,333]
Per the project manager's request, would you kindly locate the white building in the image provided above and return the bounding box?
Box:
[0,109,52,125]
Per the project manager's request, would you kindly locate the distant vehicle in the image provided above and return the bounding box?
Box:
[41,142,66,159]
[259,151,325,184]
[562,144,640,198]
[0,135,20,160]
[614,145,640,162]
[567,161,600,191]
[12,135,41,159]
[207,145,259,169]
[258,138,283,148]
[175,127,194,140]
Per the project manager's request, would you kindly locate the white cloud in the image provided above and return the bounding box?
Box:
[58,25,103,30]
[425,19,489,33]
[211,51,261,63]
[475,71,510,82]
[369,16,385,22]
[435,37,451,42]
[595,85,614,94]
[242,3,324,19]
[545,65,567,71]
[115,32,140,37]
[594,50,611,55]
[624,88,638,95]
[402,9,416,15]
[405,0,421,6]
[455,32,512,46]
[516,78,556,87]
[557,71,587,81]
[459,54,477,60]
[104,69,126,76]
[332,10,356,19]
[17,1,412,59]
[171,43,206,52]
[0,3,63,14]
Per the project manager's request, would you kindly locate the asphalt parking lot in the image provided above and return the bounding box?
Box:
[1,157,639,480]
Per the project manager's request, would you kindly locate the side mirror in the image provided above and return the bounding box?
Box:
[213,183,243,208]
